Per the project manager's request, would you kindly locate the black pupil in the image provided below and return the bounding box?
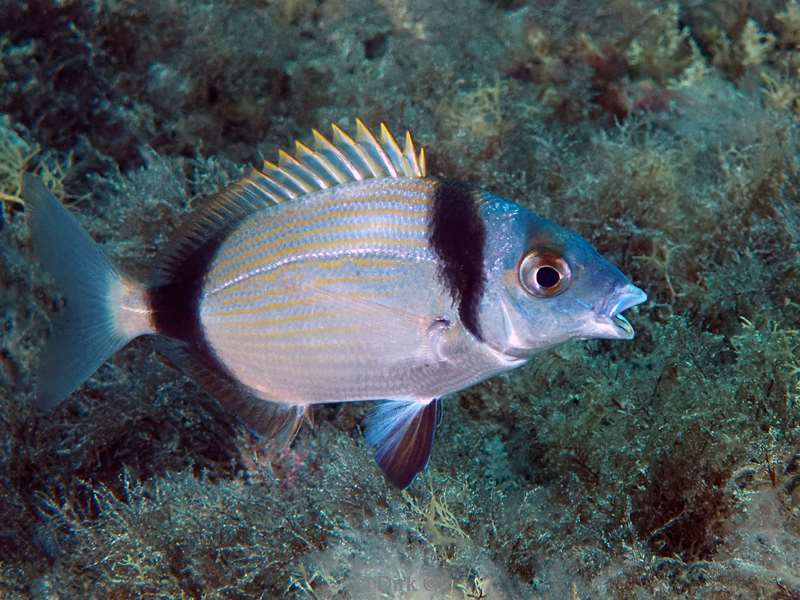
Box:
[536,266,561,288]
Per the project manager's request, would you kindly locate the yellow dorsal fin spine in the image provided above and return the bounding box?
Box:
[332,123,381,178]
[404,131,423,177]
[278,149,327,190]
[251,170,298,202]
[262,160,310,196]
[247,121,426,202]
[312,128,363,180]
[357,118,397,177]
[378,123,406,176]
[239,177,283,205]
[295,140,344,185]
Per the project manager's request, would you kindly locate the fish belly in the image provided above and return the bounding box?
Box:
[200,177,488,404]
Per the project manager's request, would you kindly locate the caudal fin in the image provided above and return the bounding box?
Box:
[23,174,152,410]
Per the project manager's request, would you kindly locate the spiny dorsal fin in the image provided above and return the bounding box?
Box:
[255,119,426,204]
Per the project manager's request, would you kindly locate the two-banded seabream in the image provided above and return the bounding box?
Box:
[23,120,646,488]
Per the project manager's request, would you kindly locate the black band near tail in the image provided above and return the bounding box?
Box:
[147,179,275,361]
[148,235,220,351]
[428,180,486,340]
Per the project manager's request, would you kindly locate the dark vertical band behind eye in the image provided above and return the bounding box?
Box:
[428,180,486,341]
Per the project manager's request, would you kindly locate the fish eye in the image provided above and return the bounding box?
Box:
[518,250,572,297]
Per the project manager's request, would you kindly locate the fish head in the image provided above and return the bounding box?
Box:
[477,194,647,359]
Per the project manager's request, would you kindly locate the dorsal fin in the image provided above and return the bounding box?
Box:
[258,119,426,204]
[150,177,280,287]
[151,120,425,289]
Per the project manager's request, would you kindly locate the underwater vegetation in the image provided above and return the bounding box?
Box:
[0,0,799,598]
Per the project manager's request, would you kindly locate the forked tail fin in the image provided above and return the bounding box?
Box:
[23,175,153,410]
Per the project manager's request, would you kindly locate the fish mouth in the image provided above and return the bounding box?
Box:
[596,284,647,340]
[611,312,635,338]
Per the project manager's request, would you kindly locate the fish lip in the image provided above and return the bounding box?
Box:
[598,284,647,340]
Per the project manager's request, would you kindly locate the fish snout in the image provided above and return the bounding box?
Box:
[595,283,647,340]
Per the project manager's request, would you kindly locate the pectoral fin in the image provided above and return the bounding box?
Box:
[365,398,440,489]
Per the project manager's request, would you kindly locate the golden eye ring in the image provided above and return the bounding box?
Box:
[518,250,572,297]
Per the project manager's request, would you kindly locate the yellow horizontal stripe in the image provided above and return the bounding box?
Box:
[311,273,398,286]
[214,208,425,269]
[213,333,374,351]
[314,256,409,269]
[217,190,430,262]
[223,289,384,314]
[213,256,407,305]
[220,200,429,263]
[219,341,336,352]
[214,220,426,276]
[207,260,305,295]
[206,297,315,318]
[212,325,354,339]
[217,352,381,370]
[218,236,427,291]
[213,285,293,302]
[205,311,335,329]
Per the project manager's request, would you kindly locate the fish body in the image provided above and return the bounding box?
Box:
[200,177,515,405]
[23,120,646,488]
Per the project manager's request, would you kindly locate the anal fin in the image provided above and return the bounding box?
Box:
[156,339,305,446]
[365,399,440,489]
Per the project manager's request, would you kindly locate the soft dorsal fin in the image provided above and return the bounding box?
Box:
[150,178,281,287]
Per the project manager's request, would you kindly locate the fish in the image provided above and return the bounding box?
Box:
[22,119,646,488]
